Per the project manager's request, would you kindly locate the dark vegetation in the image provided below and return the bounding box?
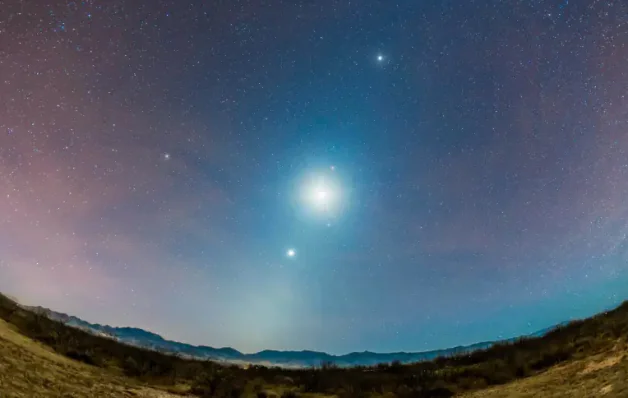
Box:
[1,292,627,397]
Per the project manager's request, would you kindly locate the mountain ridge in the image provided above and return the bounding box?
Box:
[24,304,567,368]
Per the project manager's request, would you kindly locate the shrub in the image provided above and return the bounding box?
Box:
[425,380,455,398]
[65,349,97,365]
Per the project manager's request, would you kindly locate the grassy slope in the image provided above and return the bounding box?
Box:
[0,318,180,398]
[462,340,627,397]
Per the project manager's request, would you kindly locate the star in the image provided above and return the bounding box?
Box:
[377,54,384,62]
[163,153,171,160]
[286,249,296,258]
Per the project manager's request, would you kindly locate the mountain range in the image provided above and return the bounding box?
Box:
[25,305,564,368]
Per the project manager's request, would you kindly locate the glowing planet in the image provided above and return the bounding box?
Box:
[315,189,328,203]
[303,176,338,212]
[296,169,345,219]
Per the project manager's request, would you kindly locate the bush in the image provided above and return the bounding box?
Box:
[122,356,141,376]
[65,349,97,365]
[425,381,455,398]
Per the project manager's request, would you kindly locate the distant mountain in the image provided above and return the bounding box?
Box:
[24,305,564,368]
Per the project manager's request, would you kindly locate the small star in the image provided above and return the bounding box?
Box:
[163,153,171,160]
[377,54,384,62]
[330,165,336,171]
[286,249,296,258]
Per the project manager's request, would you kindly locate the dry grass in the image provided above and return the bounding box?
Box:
[0,318,181,398]
[462,340,628,398]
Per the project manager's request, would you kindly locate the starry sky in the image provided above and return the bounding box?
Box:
[1,0,628,355]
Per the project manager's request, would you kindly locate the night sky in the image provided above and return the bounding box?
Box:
[1,0,628,355]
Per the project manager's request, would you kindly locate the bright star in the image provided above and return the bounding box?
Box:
[286,249,296,258]
[163,153,171,160]
[377,54,384,62]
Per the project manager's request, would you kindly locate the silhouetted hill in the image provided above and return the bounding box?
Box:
[23,304,567,368]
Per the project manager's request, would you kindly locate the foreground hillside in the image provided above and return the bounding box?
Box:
[1,293,627,397]
[462,341,627,397]
[1,315,625,398]
[0,317,182,397]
